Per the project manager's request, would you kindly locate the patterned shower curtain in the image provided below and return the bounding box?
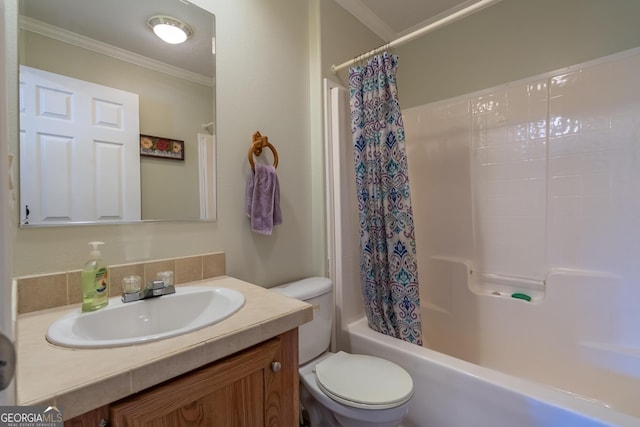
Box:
[349,52,423,345]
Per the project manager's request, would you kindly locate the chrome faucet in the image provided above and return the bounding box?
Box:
[121,279,175,303]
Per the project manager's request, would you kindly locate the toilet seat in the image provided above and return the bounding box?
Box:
[314,351,413,410]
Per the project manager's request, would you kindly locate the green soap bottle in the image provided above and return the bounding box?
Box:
[81,241,110,312]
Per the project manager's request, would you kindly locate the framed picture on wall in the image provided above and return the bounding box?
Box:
[140,134,185,160]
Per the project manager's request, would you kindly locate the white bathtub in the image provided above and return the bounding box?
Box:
[345,318,639,427]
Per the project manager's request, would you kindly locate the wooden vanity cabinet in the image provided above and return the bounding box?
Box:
[64,329,299,427]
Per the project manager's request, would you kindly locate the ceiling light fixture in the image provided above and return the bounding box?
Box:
[147,15,193,45]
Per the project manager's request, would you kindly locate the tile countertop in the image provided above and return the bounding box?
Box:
[16,276,312,420]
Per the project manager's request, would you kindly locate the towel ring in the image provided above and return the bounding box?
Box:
[248,131,279,171]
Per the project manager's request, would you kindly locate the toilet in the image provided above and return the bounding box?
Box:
[272,277,413,427]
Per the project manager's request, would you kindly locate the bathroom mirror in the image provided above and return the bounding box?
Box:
[18,0,216,226]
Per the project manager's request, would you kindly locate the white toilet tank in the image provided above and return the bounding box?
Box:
[271,277,333,364]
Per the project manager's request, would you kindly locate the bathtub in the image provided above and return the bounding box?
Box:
[345,317,639,427]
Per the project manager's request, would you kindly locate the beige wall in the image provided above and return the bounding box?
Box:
[10,0,317,288]
[397,0,640,107]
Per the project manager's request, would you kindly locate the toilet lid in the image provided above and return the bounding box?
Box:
[314,351,413,410]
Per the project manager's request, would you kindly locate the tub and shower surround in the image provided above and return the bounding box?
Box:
[403,48,640,418]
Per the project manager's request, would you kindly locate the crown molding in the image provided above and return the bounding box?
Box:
[19,16,213,88]
[333,0,396,41]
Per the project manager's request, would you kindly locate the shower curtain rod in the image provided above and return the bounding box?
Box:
[331,0,502,74]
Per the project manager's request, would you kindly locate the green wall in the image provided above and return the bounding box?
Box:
[397,0,640,107]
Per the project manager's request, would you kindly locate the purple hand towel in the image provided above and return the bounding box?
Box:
[246,163,282,235]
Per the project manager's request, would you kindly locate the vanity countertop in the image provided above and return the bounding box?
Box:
[16,276,312,419]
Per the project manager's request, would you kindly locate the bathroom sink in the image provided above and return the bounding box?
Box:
[46,286,245,348]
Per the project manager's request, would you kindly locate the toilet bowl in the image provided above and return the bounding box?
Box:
[300,352,412,427]
[271,277,413,427]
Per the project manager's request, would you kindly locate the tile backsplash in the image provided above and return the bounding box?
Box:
[15,252,225,314]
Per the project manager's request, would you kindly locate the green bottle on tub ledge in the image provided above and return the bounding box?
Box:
[81,241,110,312]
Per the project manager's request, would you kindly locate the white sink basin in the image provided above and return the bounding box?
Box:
[46,286,245,348]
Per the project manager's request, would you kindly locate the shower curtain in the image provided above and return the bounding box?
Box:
[349,52,422,345]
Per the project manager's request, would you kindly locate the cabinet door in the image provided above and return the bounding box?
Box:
[265,329,298,426]
[110,330,298,427]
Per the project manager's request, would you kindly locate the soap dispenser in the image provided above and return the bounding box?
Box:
[81,241,110,312]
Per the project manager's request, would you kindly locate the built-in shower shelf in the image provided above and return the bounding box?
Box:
[468,271,545,303]
[429,256,545,303]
